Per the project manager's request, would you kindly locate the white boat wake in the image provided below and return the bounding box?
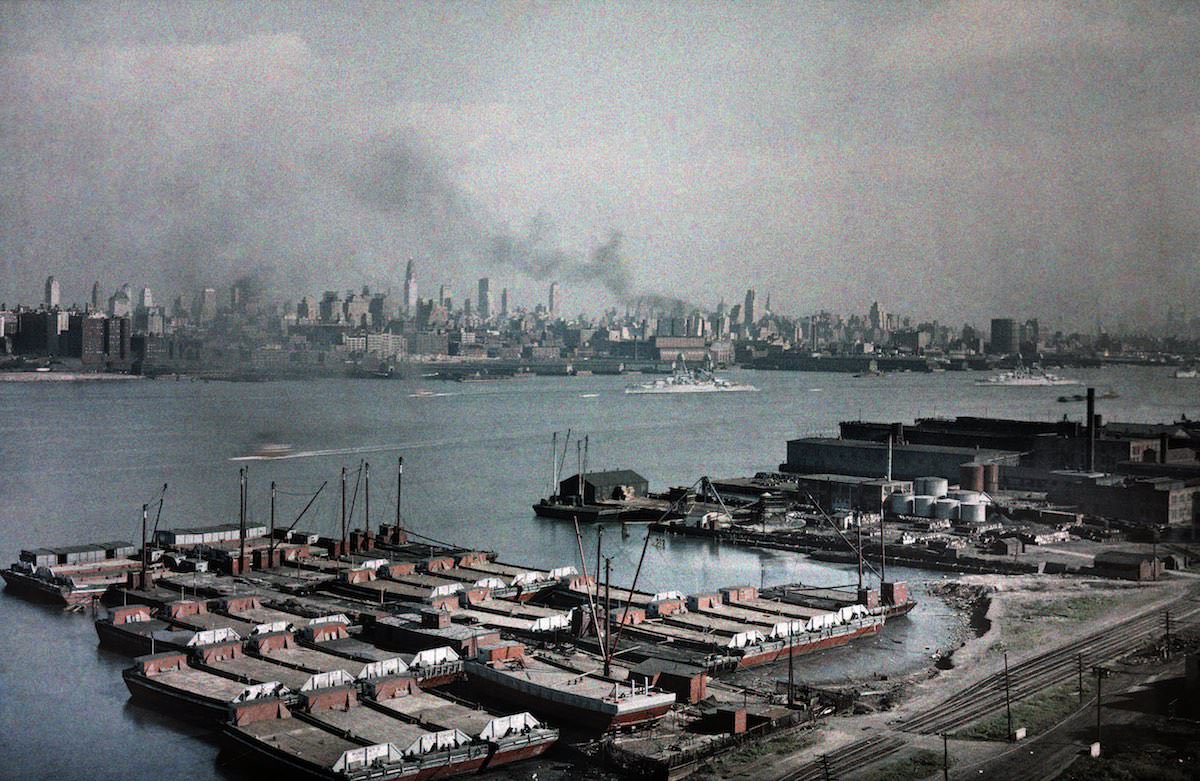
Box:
[230,443,406,462]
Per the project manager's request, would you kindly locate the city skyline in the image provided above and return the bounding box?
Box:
[2,3,1198,330]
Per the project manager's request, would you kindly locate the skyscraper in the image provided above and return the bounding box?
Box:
[989,318,1018,355]
[743,288,756,327]
[477,277,491,319]
[500,288,509,318]
[138,287,153,310]
[44,276,60,308]
[91,281,101,311]
[548,282,559,319]
[438,285,452,309]
[403,258,417,315]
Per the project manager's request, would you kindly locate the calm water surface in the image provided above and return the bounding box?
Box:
[1,365,1195,779]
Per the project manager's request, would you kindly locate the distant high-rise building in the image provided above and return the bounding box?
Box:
[477,277,491,319]
[743,289,756,327]
[548,282,560,319]
[438,285,452,309]
[869,301,885,331]
[108,289,132,318]
[91,281,101,311]
[989,318,1018,355]
[500,288,509,318]
[138,287,153,310]
[44,276,60,308]
[403,259,417,314]
[194,288,218,324]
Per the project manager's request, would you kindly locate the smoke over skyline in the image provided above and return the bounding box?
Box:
[1,2,1198,329]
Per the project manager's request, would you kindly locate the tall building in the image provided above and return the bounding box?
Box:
[869,301,885,331]
[108,289,132,318]
[44,276,60,308]
[500,288,509,318]
[403,259,417,315]
[989,318,1018,355]
[138,287,153,310]
[438,285,452,309]
[477,277,491,319]
[91,280,101,311]
[743,289,756,327]
[548,282,560,319]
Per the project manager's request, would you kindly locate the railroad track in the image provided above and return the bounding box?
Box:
[778,736,907,781]
[896,601,1198,735]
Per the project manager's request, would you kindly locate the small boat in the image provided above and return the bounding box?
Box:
[1174,367,1198,379]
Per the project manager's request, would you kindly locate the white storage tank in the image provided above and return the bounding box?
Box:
[912,495,937,517]
[958,502,986,524]
[887,493,915,516]
[934,498,960,520]
[915,477,949,497]
[949,490,980,503]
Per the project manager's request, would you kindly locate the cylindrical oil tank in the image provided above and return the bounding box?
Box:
[912,495,937,517]
[959,463,984,492]
[950,490,980,504]
[958,502,986,524]
[915,477,949,498]
[887,493,914,516]
[983,463,1000,493]
[934,498,960,520]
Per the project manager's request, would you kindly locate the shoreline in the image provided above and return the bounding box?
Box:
[0,372,144,382]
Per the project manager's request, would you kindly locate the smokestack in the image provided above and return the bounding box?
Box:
[1159,433,1169,465]
[1085,387,1096,472]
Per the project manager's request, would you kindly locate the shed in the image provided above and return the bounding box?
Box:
[990,537,1024,556]
[1093,551,1165,581]
[631,659,708,704]
[559,470,649,503]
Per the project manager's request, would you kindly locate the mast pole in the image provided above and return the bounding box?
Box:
[396,456,403,530]
[340,466,347,562]
[239,467,247,575]
[141,503,148,587]
[604,555,612,677]
[364,461,370,542]
[270,481,277,564]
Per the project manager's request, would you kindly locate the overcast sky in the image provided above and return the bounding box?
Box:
[2,1,1197,330]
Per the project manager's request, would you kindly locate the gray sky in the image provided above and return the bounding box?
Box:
[2,1,1197,329]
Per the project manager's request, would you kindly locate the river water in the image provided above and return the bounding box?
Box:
[0,365,1194,779]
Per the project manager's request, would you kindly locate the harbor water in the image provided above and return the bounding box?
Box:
[1,365,1195,779]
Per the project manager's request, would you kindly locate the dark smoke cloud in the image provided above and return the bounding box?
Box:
[0,33,647,308]
[489,218,633,300]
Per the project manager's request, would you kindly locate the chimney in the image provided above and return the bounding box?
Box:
[1085,387,1095,472]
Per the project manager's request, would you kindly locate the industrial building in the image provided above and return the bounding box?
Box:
[558,470,649,504]
[780,437,1019,482]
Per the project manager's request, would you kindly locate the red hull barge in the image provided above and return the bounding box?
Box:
[464,656,675,732]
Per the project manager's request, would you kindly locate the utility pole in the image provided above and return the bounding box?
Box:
[364,461,370,536]
[942,733,949,781]
[1078,653,1084,704]
[1093,666,1111,751]
[1165,609,1172,659]
[1004,652,1013,741]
